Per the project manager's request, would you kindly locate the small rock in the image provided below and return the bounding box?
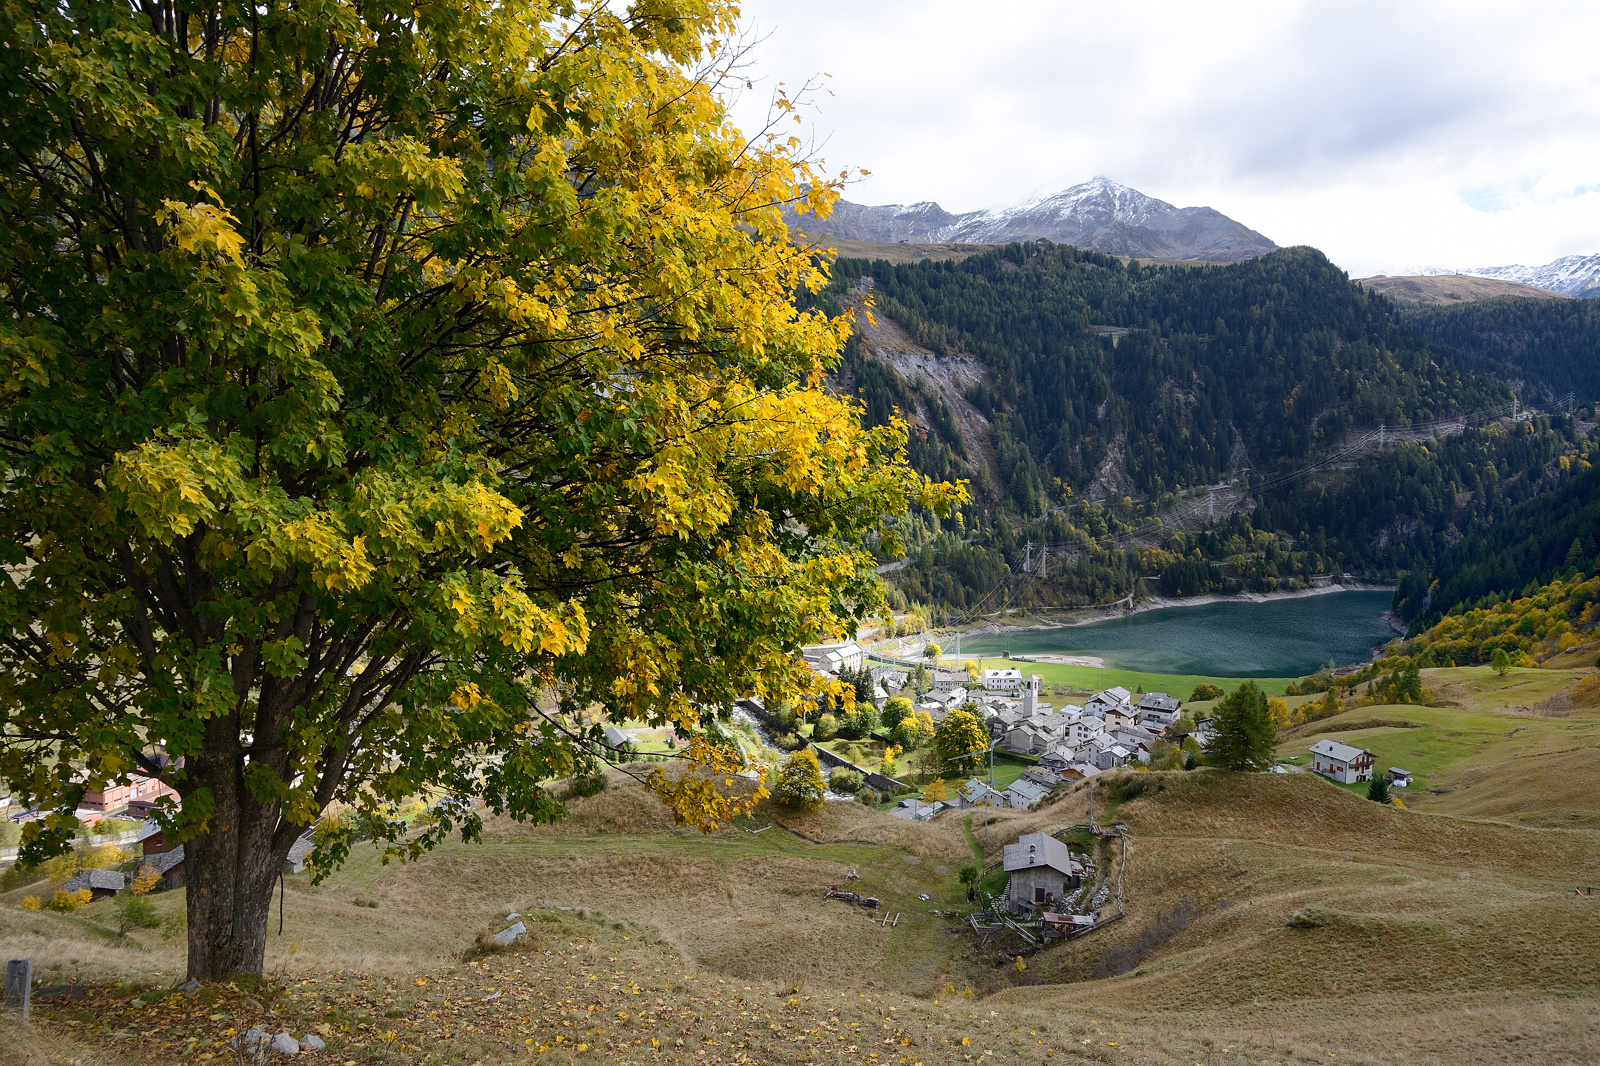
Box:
[505,912,520,920]
[243,996,265,1010]
[176,979,200,993]
[268,1032,300,1055]
[483,990,502,1002]
[231,1027,271,1052]
[490,920,527,946]
[300,1034,326,1051]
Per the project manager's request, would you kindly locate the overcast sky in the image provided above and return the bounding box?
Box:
[722,0,1600,277]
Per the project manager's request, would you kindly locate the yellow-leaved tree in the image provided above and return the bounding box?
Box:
[0,0,959,978]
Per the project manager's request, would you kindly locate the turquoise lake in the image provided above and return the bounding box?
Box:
[959,590,1398,678]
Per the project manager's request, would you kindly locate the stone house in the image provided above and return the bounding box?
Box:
[61,868,127,901]
[1003,832,1084,914]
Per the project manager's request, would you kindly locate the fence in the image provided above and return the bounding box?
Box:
[0,827,139,866]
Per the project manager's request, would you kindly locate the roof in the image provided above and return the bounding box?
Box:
[982,668,1022,680]
[1004,779,1048,804]
[62,868,126,893]
[603,726,630,747]
[1389,767,1413,775]
[1137,692,1180,712]
[143,845,185,877]
[1310,738,1368,762]
[1002,832,1082,876]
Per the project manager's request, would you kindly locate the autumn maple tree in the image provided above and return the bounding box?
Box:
[0,0,957,978]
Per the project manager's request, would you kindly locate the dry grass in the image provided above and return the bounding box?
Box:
[5,763,1600,1064]
[1355,274,1568,304]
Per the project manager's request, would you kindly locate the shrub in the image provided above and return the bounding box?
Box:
[773,750,826,811]
[856,788,881,807]
[565,770,607,799]
[829,768,862,793]
[113,892,159,934]
[813,713,839,741]
[958,864,980,887]
[48,887,92,912]
[20,895,41,911]
[1189,683,1224,702]
[774,732,803,752]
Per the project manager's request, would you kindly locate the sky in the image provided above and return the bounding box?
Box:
[721,0,1600,277]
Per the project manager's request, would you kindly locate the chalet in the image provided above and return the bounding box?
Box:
[980,668,1024,696]
[1192,716,1218,749]
[60,868,127,901]
[931,669,969,693]
[1136,692,1182,730]
[1003,832,1084,914]
[1059,761,1102,781]
[602,725,631,750]
[1308,739,1376,783]
[1003,778,1049,810]
[1386,767,1415,789]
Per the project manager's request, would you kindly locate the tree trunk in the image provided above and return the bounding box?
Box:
[183,721,301,979]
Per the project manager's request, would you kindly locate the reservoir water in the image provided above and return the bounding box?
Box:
[959,590,1398,678]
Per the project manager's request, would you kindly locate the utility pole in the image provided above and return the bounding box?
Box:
[1377,422,1385,449]
[1039,546,1048,579]
[1023,541,1032,573]
[1208,491,1214,522]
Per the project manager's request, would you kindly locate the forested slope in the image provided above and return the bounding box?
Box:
[832,244,1507,515]
[1404,295,1600,404]
[823,244,1600,616]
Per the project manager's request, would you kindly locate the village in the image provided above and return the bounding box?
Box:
[3,638,1411,947]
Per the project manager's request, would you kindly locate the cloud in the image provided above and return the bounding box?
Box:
[725,0,1600,276]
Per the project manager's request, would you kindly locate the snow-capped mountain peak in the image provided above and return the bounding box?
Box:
[791,178,1276,262]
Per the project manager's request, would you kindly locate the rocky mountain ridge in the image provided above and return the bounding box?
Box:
[1374,254,1600,298]
[796,177,1277,262]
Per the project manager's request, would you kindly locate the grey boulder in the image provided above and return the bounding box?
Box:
[300,1033,327,1051]
[490,920,527,946]
[268,1032,300,1055]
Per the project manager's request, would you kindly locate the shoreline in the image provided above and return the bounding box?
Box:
[950,581,1397,639]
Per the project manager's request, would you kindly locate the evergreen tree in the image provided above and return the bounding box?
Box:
[1367,776,1391,804]
[1492,648,1512,677]
[1208,682,1278,771]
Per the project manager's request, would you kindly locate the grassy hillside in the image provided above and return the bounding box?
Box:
[5,670,1600,1066]
[1274,662,1600,827]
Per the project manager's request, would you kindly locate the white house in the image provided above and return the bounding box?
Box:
[1136,692,1183,730]
[801,641,864,676]
[958,778,1006,808]
[1003,778,1050,810]
[1003,832,1084,913]
[981,668,1024,696]
[1308,738,1375,783]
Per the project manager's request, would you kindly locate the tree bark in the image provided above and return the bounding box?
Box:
[183,718,302,979]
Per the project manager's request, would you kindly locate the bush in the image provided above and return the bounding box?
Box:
[565,770,607,799]
[113,893,159,933]
[813,713,839,741]
[0,860,39,891]
[856,788,881,807]
[829,768,862,793]
[773,750,827,811]
[20,894,41,911]
[958,864,980,887]
[774,732,803,752]
[1189,683,1224,702]
[48,887,92,912]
